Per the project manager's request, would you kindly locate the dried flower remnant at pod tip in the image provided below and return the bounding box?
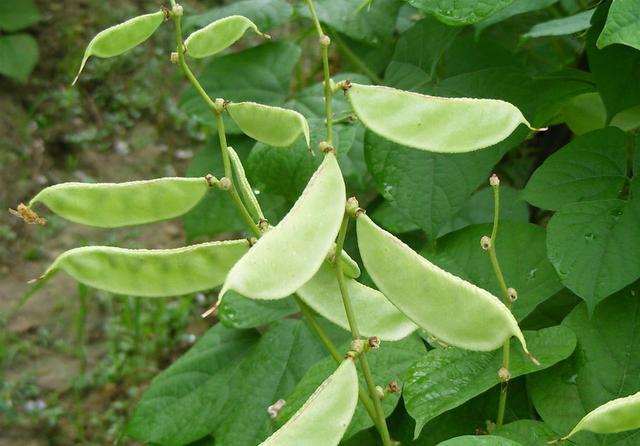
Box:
[9,204,46,225]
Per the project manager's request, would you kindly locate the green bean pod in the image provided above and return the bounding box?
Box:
[259,359,358,446]
[561,391,640,440]
[184,15,266,59]
[228,146,264,221]
[227,101,311,149]
[346,83,541,153]
[30,177,213,228]
[297,262,417,341]
[356,214,533,355]
[221,153,345,300]
[73,10,165,85]
[42,240,250,297]
[336,250,360,279]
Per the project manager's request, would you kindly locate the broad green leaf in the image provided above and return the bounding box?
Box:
[297,262,417,341]
[0,34,38,82]
[126,324,260,445]
[429,223,563,321]
[437,436,523,446]
[475,0,558,32]
[492,420,557,446]
[30,177,212,228]
[546,195,640,310]
[347,83,537,153]
[597,0,640,51]
[218,292,297,329]
[524,128,629,211]
[180,42,300,130]
[221,153,345,300]
[562,93,640,134]
[183,0,292,32]
[277,335,425,440]
[357,214,532,354]
[42,240,249,297]
[562,392,640,440]
[185,15,266,59]
[523,10,594,38]
[370,201,420,234]
[259,360,358,446]
[228,146,264,221]
[404,326,576,437]
[74,10,164,84]
[0,0,40,32]
[534,70,596,126]
[406,0,514,26]
[227,102,310,149]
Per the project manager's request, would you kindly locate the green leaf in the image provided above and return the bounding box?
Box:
[597,0,640,51]
[524,127,629,211]
[475,0,558,32]
[277,336,425,440]
[534,70,596,126]
[406,0,514,26]
[546,195,640,311]
[180,42,300,130]
[492,420,558,446]
[183,0,292,32]
[429,223,563,321]
[0,0,40,32]
[218,292,298,329]
[523,10,594,38]
[404,326,576,437]
[0,34,38,82]
[436,436,523,445]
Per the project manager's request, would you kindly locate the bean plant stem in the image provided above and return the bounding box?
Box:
[335,216,394,446]
[487,181,512,428]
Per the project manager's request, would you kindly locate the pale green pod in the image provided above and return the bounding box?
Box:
[346,83,541,153]
[42,240,250,297]
[30,177,212,228]
[73,10,165,85]
[227,101,311,149]
[221,153,345,300]
[259,359,358,446]
[337,250,360,279]
[562,391,640,440]
[297,262,417,341]
[356,214,533,355]
[228,146,264,221]
[184,15,266,59]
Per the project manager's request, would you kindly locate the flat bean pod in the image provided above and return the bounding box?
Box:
[346,83,540,153]
[228,146,264,221]
[356,214,533,355]
[561,391,640,440]
[30,177,212,228]
[42,240,249,297]
[297,262,416,341]
[259,359,358,446]
[221,153,345,300]
[184,15,266,59]
[74,10,165,85]
[227,101,311,149]
[336,250,360,279]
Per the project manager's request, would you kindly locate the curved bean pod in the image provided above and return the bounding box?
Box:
[259,359,358,446]
[346,83,541,153]
[297,262,417,341]
[336,250,360,279]
[227,101,311,149]
[42,240,250,297]
[227,146,264,221]
[30,177,213,228]
[184,15,266,59]
[356,214,533,355]
[221,153,345,300]
[73,10,165,85]
[561,391,640,440]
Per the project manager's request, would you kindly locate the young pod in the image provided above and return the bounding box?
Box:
[259,359,358,446]
[346,83,543,153]
[226,102,311,149]
[184,15,267,59]
[220,153,345,300]
[74,10,165,84]
[356,214,534,357]
[561,391,640,440]
[29,177,212,228]
[227,146,264,221]
[40,240,250,297]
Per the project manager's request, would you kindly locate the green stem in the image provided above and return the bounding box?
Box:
[335,215,393,446]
